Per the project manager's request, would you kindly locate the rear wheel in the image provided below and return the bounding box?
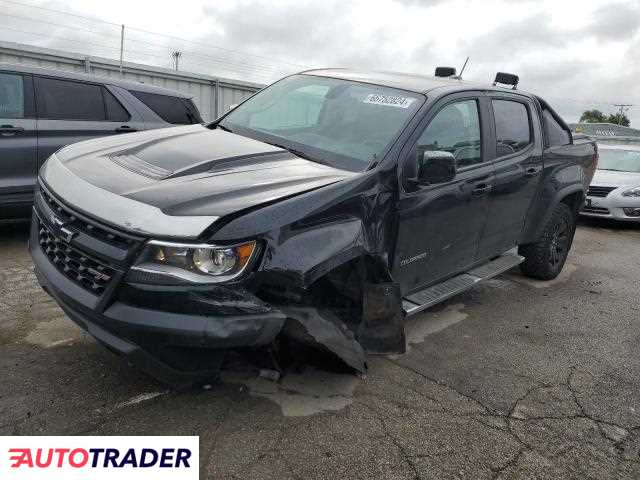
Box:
[519,202,576,280]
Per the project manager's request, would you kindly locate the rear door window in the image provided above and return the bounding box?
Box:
[0,73,25,118]
[492,100,532,157]
[36,77,105,121]
[130,91,201,124]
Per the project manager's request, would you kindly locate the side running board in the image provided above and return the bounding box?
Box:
[402,252,524,317]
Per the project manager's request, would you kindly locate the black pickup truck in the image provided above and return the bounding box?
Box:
[29,68,598,386]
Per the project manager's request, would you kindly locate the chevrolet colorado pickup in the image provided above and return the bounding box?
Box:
[29,69,598,386]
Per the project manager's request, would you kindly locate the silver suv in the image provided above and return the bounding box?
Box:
[0,63,203,221]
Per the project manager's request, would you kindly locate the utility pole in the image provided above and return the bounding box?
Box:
[171,51,182,71]
[613,104,633,125]
[119,24,125,76]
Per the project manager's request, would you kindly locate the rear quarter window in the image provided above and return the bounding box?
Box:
[542,109,571,147]
[130,91,201,124]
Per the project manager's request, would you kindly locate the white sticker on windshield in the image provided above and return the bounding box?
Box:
[363,93,415,109]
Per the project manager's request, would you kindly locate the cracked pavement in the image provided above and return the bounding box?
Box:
[1,218,639,479]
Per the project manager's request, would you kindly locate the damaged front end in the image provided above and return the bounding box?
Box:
[32,149,406,387]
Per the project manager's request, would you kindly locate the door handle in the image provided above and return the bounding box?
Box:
[0,125,25,136]
[471,183,492,196]
[115,125,138,133]
[524,166,542,177]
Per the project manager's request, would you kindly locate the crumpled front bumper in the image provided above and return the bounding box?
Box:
[29,210,286,386]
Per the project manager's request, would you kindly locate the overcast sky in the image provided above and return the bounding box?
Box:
[1,0,639,124]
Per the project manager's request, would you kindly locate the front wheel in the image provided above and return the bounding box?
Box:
[518,202,576,280]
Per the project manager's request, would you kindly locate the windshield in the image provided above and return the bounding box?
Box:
[218,75,423,171]
[598,148,640,173]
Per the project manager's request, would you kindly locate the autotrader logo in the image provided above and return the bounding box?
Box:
[1,436,199,480]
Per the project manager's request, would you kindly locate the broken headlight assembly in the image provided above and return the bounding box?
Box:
[127,240,258,284]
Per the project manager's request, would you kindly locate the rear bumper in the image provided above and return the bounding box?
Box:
[29,213,286,386]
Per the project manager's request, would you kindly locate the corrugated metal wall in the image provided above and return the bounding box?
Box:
[0,40,263,121]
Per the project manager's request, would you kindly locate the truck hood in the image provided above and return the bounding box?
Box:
[591,169,640,187]
[41,125,355,239]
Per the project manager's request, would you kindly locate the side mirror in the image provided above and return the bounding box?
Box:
[415,149,457,185]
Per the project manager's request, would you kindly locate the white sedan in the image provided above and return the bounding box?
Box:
[582,143,640,222]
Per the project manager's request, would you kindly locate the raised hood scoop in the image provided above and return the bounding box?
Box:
[46,125,355,234]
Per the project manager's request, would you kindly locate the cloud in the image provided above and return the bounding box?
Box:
[1,0,639,125]
[586,2,640,41]
[460,14,569,62]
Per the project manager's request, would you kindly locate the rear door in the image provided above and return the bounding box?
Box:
[34,76,141,167]
[0,71,37,214]
[394,93,494,294]
[476,95,544,259]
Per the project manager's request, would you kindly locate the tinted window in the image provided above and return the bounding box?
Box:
[416,99,482,168]
[0,73,24,119]
[36,77,105,120]
[492,100,531,156]
[103,88,130,122]
[221,75,423,169]
[542,109,570,147]
[130,91,199,124]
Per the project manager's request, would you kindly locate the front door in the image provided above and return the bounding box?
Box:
[394,95,494,294]
[0,71,37,218]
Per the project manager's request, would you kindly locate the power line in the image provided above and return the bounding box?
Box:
[0,25,278,81]
[0,6,303,80]
[0,15,288,75]
[0,0,306,68]
[0,10,294,72]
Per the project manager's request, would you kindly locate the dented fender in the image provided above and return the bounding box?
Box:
[210,167,400,290]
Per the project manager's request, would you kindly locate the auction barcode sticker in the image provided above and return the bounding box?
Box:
[0,436,199,480]
[363,93,415,108]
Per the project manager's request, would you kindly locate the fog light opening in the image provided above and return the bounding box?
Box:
[623,207,640,217]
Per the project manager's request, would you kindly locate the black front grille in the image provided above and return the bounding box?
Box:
[38,221,116,295]
[587,186,617,198]
[583,206,610,215]
[40,187,137,250]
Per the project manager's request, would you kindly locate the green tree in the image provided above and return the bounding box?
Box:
[605,113,630,127]
[579,109,606,123]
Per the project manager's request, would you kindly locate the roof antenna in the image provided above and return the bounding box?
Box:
[456,57,469,80]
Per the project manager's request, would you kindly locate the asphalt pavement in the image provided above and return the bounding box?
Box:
[1,218,639,479]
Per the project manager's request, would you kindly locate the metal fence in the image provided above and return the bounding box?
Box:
[0,40,264,121]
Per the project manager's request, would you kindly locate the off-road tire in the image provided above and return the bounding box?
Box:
[518,202,576,280]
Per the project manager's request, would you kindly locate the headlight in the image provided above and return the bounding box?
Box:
[622,186,640,197]
[129,240,258,284]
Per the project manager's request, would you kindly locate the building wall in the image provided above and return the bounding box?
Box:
[0,40,263,121]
